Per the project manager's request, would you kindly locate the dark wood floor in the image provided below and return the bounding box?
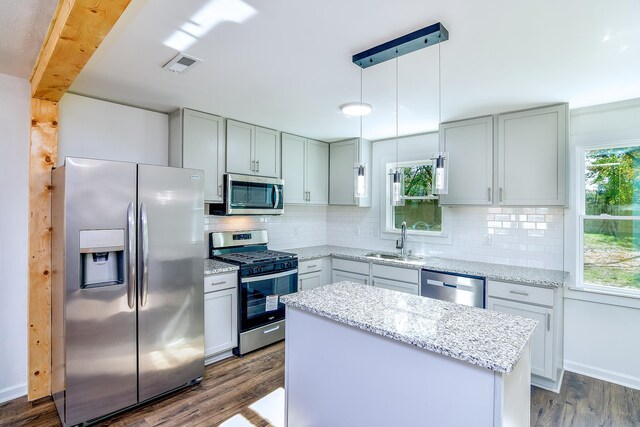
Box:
[2,342,639,426]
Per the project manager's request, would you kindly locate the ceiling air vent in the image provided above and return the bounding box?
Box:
[162,53,202,73]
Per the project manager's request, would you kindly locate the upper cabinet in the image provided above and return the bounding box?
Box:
[226,119,280,178]
[169,108,225,203]
[281,133,329,205]
[439,116,494,205]
[497,104,567,206]
[329,138,372,207]
[439,104,567,206]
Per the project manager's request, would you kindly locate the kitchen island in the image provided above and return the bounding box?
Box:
[281,282,537,427]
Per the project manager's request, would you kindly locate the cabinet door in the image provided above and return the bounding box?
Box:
[329,139,357,205]
[226,120,254,175]
[254,127,280,178]
[439,116,494,205]
[497,104,567,205]
[372,277,419,295]
[183,110,224,202]
[306,139,329,205]
[487,297,553,379]
[299,271,322,291]
[281,133,307,204]
[332,269,368,285]
[204,287,238,357]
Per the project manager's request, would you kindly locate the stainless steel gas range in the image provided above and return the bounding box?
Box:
[209,230,298,356]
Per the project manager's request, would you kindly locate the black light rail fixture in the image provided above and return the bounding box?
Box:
[352,22,449,68]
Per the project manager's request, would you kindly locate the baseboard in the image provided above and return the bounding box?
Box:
[0,382,27,404]
[532,369,564,393]
[564,360,640,391]
[205,350,234,366]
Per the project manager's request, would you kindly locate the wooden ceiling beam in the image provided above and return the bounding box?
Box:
[27,0,131,401]
[30,0,132,101]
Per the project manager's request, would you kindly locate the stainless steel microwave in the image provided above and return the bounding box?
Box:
[209,174,284,215]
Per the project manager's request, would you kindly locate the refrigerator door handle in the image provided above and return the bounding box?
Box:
[127,202,136,309]
[140,202,149,307]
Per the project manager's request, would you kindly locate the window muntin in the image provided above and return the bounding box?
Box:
[580,145,640,292]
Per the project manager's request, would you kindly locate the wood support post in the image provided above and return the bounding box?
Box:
[27,99,58,400]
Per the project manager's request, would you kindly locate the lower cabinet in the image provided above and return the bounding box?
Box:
[298,258,330,291]
[486,280,563,391]
[332,258,370,285]
[372,277,419,295]
[332,269,369,285]
[371,264,420,295]
[204,272,238,364]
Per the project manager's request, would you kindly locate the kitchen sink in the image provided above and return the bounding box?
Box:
[364,252,423,263]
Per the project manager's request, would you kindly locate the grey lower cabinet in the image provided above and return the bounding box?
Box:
[486,279,564,392]
[298,258,330,291]
[331,258,370,285]
[330,258,420,295]
[204,272,238,364]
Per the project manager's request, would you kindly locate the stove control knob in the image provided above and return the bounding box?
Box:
[286,262,292,268]
[248,268,254,275]
[280,263,285,269]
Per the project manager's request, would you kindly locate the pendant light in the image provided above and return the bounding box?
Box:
[389,57,404,206]
[431,34,449,195]
[354,67,367,198]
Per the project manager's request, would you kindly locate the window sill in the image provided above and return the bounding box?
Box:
[565,285,640,310]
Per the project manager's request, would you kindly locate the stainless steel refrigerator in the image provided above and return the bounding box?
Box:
[51,157,205,426]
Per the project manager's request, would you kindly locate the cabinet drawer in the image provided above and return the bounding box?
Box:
[299,259,323,275]
[487,280,554,307]
[371,264,419,284]
[372,277,419,295]
[332,258,369,275]
[204,271,238,293]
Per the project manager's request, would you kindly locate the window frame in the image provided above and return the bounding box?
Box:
[576,140,640,297]
[381,159,452,245]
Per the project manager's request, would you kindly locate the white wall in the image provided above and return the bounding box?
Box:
[58,93,168,166]
[326,133,565,270]
[0,73,29,402]
[563,99,640,389]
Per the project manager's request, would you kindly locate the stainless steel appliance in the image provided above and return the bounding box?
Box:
[209,230,297,355]
[51,157,205,427]
[420,269,486,308]
[208,174,284,215]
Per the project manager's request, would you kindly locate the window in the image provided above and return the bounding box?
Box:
[385,161,443,235]
[579,144,640,293]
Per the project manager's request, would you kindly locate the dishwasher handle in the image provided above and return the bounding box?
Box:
[426,278,477,292]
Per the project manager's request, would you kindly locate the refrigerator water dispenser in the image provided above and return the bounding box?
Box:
[80,229,125,288]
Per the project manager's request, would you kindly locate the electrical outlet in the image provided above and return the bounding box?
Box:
[484,233,493,245]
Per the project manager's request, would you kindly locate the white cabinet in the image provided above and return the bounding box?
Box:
[226,119,280,178]
[282,133,329,205]
[487,279,563,391]
[371,264,420,295]
[329,138,371,207]
[298,258,329,291]
[332,258,370,285]
[497,104,567,205]
[439,116,494,205]
[169,108,225,202]
[204,272,238,363]
[439,104,567,206]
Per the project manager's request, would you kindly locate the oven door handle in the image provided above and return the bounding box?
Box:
[242,268,298,283]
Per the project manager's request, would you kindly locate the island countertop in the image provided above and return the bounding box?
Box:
[281,282,538,374]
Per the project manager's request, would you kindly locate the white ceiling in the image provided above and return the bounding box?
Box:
[50,0,640,140]
[0,0,57,78]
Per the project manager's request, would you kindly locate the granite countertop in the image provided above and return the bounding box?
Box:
[204,259,239,275]
[281,282,538,374]
[286,245,567,288]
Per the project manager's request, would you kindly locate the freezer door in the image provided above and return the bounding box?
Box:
[137,164,205,402]
[62,158,138,426]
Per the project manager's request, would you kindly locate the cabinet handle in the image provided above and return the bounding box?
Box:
[509,289,529,296]
[307,264,317,268]
[251,160,255,172]
[308,191,311,201]
[218,184,222,198]
[488,187,492,202]
[364,278,368,285]
[256,160,260,173]
[499,187,504,202]
[547,313,551,331]
[207,281,226,287]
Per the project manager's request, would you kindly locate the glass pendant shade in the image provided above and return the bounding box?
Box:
[390,168,405,206]
[431,152,449,195]
[354,162,367,198]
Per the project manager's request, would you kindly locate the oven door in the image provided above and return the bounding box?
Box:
[240,269,298,331]
[227,174,284,215]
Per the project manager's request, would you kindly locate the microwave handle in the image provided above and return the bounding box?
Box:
[273,185,280,208]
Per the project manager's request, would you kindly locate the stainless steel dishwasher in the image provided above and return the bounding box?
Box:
[420,269,486,308]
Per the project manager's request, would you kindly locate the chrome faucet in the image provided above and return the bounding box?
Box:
[396,221,407,257]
